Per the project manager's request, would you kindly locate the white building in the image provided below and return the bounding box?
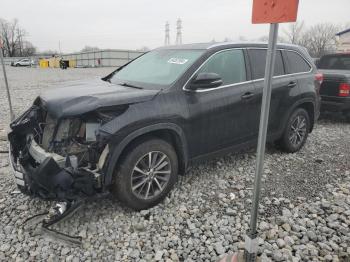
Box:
[336,28,350,53]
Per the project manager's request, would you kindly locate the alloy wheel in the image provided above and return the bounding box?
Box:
[288,115,307,147]
[131,151,171,200]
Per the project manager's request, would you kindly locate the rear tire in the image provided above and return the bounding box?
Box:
[112,138,178,210]
[278,108,310,153]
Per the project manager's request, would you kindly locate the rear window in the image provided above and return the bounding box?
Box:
[286,51,311,74]
[318,55,350,70]
[248,49,285,79]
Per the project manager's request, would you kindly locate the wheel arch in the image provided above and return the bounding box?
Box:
[298,102,315,132]
[279,99,316,137]
[104,123,189,187]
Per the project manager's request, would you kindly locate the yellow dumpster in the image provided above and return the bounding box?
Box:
[39,59,49,68]
[68,59,76,68]
[48,57,60,68]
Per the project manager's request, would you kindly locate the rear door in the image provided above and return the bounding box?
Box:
[284,49,314,100]
[247,48,297,136]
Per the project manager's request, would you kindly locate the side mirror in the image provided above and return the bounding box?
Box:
[188,72,223,90]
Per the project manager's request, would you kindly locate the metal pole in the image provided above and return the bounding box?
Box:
[244,23,279,262]
[0,46,15,121]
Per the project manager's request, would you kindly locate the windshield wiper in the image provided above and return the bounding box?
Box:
[119,82,143,89]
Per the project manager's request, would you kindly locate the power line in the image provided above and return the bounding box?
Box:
[176,18,182,45]
[164,22,170,46]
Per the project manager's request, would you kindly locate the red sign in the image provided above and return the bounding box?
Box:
[252,0,299,24]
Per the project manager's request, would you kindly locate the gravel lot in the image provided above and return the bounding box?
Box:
[0,67,349,261]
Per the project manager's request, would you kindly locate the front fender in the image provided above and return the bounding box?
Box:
[103,123,189,188]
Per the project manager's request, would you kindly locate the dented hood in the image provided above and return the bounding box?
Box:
[36,78,160,118]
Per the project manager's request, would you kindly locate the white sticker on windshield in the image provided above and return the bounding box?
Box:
[168,58,188,65]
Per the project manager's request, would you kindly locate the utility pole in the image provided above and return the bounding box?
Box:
[59,40,62,55]
[164,22,170,46]
[175,18,182,45]
[0,37,15,121]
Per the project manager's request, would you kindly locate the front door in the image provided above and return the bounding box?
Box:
[185,49,257,157]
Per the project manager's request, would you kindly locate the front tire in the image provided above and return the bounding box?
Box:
[112,138,178,210]
[278,108,310,153]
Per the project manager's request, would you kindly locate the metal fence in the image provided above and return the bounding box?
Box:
[2,49,145,68]
[62,49,144,68]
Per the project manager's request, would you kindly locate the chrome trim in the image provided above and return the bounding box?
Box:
[183,47,313,93]
[15,178,25,187]
[14,171,24,180]
[185,80,254,93]
[250,71,312,84]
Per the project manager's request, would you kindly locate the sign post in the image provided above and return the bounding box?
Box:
[0,37,15,121]
[244,1,299,261]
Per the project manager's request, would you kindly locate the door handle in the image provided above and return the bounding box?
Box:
[241,92,255,100]
[287,81,297,88]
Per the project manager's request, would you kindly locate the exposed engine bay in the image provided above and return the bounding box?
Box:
[8,103,113,200]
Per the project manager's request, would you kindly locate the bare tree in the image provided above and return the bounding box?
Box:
[0,18,35,57]
[257,35,286,43]
[81,46,99,52]
[22,41,36,56]
[303,23,339,57]
[283,21,305,44]
[283,22,341,57]
[258,35,269,42]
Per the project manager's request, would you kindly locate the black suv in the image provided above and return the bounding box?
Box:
[8,42,320,210]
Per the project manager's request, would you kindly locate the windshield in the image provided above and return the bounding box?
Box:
[318,55,350,70]
[110,49,204,88]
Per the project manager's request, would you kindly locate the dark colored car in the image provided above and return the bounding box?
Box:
[8,42,320,210]
[317,53,350,120]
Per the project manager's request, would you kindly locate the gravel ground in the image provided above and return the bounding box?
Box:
[0,67,349,261]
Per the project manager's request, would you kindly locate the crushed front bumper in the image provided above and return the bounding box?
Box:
[8,136,98,200]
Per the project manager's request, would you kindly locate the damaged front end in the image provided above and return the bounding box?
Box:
[8,102,113,201]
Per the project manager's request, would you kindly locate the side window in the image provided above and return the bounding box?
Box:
[286,51,311,74]
[248,49,284,79]
[197,49,246,85]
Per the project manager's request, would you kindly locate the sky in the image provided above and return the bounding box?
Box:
[1,0,350,53]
